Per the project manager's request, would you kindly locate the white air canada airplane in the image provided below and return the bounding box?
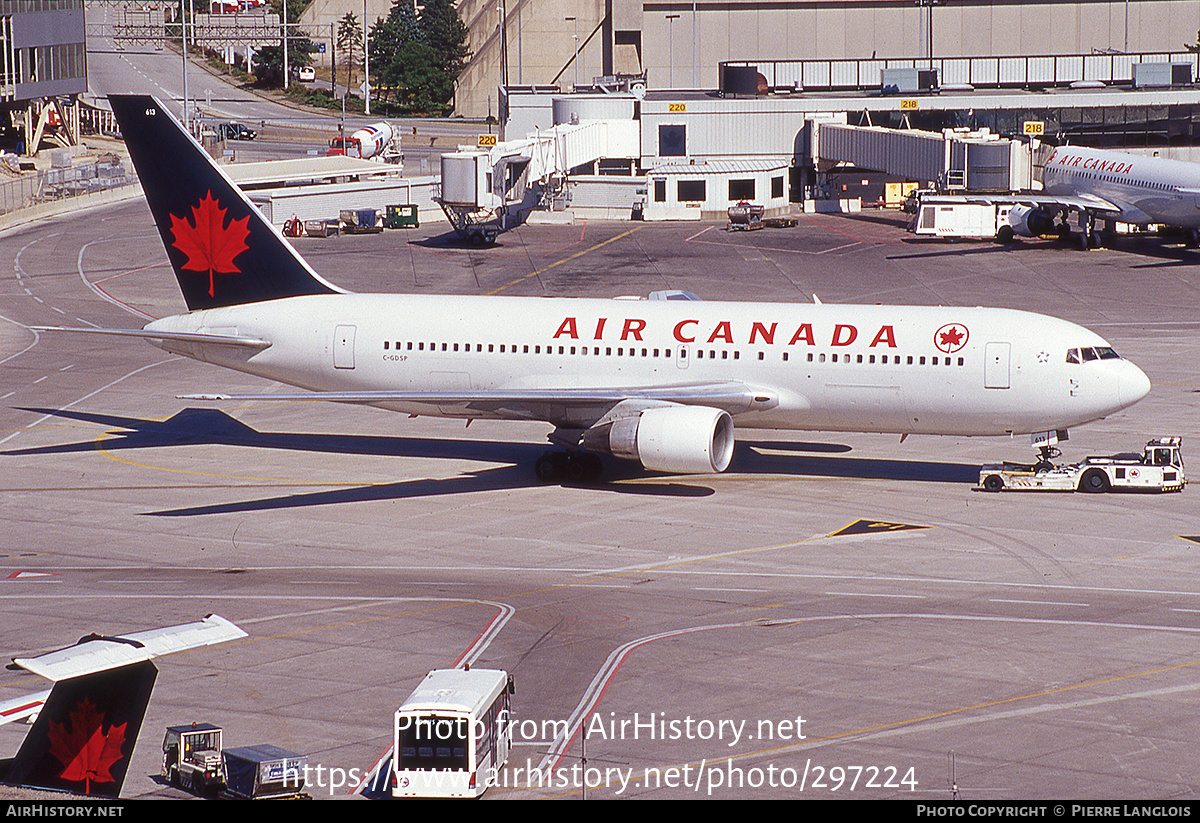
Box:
[39,96,1152,482]
[968,144,1200,248]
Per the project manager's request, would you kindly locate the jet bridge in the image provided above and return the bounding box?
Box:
[811,122,1036,193]
[438,119,639,243]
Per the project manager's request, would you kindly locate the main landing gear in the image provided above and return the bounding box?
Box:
[1078,214,1100,250]
[535,451,603,483]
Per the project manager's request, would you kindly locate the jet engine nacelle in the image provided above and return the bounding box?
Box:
[582,405,735,473]
[1007,204,1057,238]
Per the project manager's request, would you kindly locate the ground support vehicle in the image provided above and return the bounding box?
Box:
[980,437,1184,493]
[163,723,224,796]
[763,215,798,228]
[392,668,514,798]
[728,201,765,230]
[340,208,384,234]
[222,745,308,799]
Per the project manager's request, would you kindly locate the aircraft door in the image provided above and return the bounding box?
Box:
[676,345,689,370]
[333,325,356,369]
[983,342,1010,388]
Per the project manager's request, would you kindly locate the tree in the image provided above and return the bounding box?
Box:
[420,0,469,90]
[254,35,316,85]
[251,0,316,87]
[337,12,364,90]
[368,0,469,113]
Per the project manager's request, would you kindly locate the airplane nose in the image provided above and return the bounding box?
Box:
[1119,361,1152,409]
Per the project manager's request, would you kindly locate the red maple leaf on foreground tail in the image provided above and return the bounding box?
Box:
[169,190,251,297]
[47,697,128,794]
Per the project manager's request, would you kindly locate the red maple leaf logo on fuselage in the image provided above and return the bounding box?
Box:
[169,190,251,297]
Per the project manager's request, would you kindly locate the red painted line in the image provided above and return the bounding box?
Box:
[452,604,505,668]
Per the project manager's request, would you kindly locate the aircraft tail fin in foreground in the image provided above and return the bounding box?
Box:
[108,94,341,312]
[0,662,157,797]
[0,614,247,797]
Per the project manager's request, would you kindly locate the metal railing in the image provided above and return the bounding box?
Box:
[0,157,138,217]
[725,51,1200,92]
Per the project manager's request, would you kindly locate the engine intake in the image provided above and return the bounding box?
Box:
[582,405,735,474]
[1006,204,1056,238]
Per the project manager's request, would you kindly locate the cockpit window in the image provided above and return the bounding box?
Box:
[1068,346,1121,364]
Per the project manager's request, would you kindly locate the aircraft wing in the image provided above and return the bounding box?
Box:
[181,381,777,420]
[929,192,1122,215]
[4,613,247,692]
[0,690,51,726]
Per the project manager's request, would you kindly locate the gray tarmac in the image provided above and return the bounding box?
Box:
[0,200,1198,799]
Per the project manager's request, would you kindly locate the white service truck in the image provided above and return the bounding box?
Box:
[979,437,1185,493]
[910,196,1071,243]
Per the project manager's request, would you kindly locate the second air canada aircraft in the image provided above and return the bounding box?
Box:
[46,95,1151,482]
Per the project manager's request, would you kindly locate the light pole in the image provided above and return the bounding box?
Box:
[915,0,938,69]
[564,16,578,90]
[363,0,370,115]
[666,14,679,88]
[180,0,188,130]
[283,0,288,91]
[691,0,697,87]
[498,0,509,87]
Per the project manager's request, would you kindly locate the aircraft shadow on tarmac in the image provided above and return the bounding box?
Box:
[7,407,978,516]
[892,234,1199,263]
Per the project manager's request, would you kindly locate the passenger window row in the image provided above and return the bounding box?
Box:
[383,340,965,366]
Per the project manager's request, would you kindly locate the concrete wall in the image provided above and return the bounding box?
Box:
[454,0,1200,117]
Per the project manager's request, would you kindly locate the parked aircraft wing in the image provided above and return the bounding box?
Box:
[8,614,247,684]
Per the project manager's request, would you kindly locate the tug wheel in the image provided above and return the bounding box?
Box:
[1079,468,1111,493]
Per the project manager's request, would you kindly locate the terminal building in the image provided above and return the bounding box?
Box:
[480,47,1200,222]
[409,0,1200,224]
[1,0,88,152]
[449,0,1200,118]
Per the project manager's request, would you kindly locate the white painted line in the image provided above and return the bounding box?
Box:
[990,598,1090,607]
[824,591,925,599]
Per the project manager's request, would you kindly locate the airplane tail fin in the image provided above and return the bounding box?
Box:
[0,661,157,797]
[108,95,340,312]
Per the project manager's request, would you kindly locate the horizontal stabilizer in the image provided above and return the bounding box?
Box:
[11,614,247,682]
[32,326,271,349]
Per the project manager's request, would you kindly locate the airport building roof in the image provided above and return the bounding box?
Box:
[223,156,399,188]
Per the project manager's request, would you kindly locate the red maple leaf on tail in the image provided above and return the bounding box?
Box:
[169,190,251,297]
[46,697,128,795]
